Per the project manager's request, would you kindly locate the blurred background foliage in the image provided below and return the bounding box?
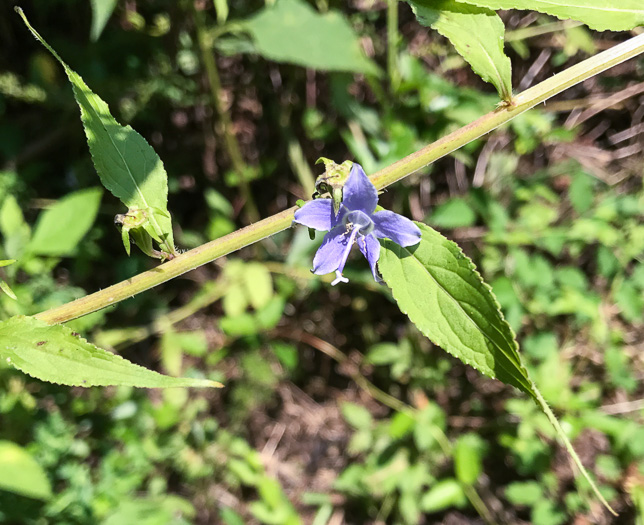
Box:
[1,0,644,523]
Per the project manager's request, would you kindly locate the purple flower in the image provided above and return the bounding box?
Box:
[293,163,421,285]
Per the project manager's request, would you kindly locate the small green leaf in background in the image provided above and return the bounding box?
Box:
[406,0,512,101]
[90,0,118,41]
[0,316,222,389]
[0,440,52,500]
[0,195,31,260]
[454,433,485,485]
[569,171,595,214]
[420,479,467,513]
[614,279,643,323]
[0,280,17,300]
[213,0,229,25]
[243,262,273,310]
[28,187,102,257]
[244,0,380,76]
[0,259,17,300]
[17,9,177,260]
[102,496,195,525]
[505,480,543,506]
[453,0,644,32]
[429,197,477,229]
[341,401,373,430]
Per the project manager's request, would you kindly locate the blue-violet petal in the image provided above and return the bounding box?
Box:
[358,233,381,282]
[312,226,348,275]
[342,164,378,214]
[294,199,341,231]
[372,210,421,247]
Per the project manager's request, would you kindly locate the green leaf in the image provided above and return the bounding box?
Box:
[0,195,31,260]
[0,280,17,300]
[213,0,229,25]
[90,0,118,41]
[614,279,643,323]
[430,198,477,228]
[0,316,222,388]
[569,171,595,214]
[28,187,102,257]
[454,0,644,32]
[379,222,616,514]
[454,433,484,485]
[379,222,532,395]
[103,496,195,525]
[420,479,467,512]
[366,342,400,365]
[243,262,273,310]
[341,402,373,430]
[244,0,380,76]
[406,0,512,101]
[505,481,543,506]
[0,440,52,500]
[17,9,177,259]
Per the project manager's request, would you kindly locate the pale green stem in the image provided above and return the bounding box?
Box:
[387,0,400,91]
[287,136,316,197]
[531,380,616,515]
[192,5,260,223]
[505,19,583,42]
[94,282,225,349]
[35,32,644,325]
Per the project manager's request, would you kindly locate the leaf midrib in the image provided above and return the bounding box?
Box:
[70,71,167,247]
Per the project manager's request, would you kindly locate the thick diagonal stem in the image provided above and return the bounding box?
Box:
[35,32,644,325]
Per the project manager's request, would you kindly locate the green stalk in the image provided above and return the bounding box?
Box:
[192,5,260,223]
[35,31,644,325]
[387,0,400,91]
[532,380,616,514]
[505,19,582,42]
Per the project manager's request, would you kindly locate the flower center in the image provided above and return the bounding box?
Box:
[343,210,374,235]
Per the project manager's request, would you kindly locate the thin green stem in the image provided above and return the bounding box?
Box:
[532,380,616,515]
[505,19,583,42]
[387,0,400,91]
[95,282,225,349]
[192,4,260,223]
[287,136,316,197]
[35,32,644,325]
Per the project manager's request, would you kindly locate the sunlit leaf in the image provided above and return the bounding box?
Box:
[0,281,17,300]
[28,187,102,256]
[17,9,177,259]
[243,262,273,310]
[90,0,118,41]
[0,441,52,500]
[407,0,512,101]
[379,222,532,394]
[430,197,477,228]
[0,316,222,388]
[454,0,644,32]
[244,0,380,76]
